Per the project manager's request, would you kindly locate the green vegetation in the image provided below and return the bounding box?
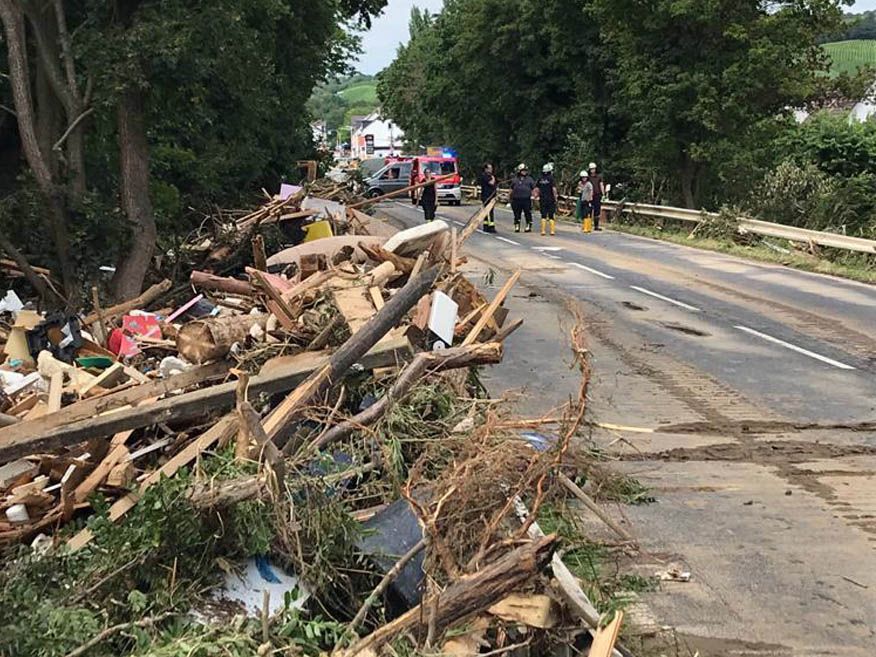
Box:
[605,222,876,285]
[340,82,379,105]
[822,40,876,76]
[538,500,657,615]
[307,74,381,143]
[379,0,850,210]
[831,10,876,42]
[0,1,387,301]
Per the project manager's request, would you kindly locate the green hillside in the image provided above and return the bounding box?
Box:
[339,83,378,105]
[822,40,876,77]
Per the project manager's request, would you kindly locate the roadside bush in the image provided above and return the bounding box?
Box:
[749,159,840,229]
[749,159,876,237]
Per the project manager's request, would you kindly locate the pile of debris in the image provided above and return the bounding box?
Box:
[0,192,632,657]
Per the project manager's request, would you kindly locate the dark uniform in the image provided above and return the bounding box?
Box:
[588,172,604,230]
[480,169,498,232]
[420,178,437,222]
[510,173,536,232]
[536,172,557,236]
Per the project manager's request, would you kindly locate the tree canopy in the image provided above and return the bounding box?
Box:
[378,0,852,207]
[1,0,385,300]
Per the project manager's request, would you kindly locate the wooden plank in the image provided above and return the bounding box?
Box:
[47,372,64,413]
[79,363,125,397]
[250,270,298,327]
[368,286,385,310]
[334,286,375,334]
[588,611,623,657]
[462,270,521,346]
[6,393,39,417]
[0,362,228,446]
[67,414,238,552]
[487,593,558,629]
[0,338,411,462]
[73,430,135,503]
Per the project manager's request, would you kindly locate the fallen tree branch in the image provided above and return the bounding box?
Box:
[557,471,635,543]
[63,612,174,657]
[314,342,503,449]
[340,535,556,657]
[337,537,428,650]
[0,232,61,304]
[273,266,441,455]
[81,279,171,324]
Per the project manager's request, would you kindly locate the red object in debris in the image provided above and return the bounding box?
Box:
[122,314,161,339]
[108,328,140,358]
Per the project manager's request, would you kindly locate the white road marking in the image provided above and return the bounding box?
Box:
[569,262,615,280]
[735,325,856,370]
[629,285,700,312]
[532,246,563,252]
[494,236,521,246]
[546,254,563,260]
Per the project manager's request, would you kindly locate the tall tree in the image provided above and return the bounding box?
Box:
[378,0,609,176]
[1,0,386,300]
[592,0,846,208]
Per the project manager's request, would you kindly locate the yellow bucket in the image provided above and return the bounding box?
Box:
[582,215,593,233]
[303,220,333,242]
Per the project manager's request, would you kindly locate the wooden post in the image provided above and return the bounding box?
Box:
[252,234,267,272]
[90,286,107,346]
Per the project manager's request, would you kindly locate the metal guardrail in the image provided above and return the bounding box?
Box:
[459,185,876,255]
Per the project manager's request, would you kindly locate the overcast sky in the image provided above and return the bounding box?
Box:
[354,0,876,75]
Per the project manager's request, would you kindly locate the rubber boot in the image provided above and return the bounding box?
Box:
[550,219,556,236]
[541,219,547,236]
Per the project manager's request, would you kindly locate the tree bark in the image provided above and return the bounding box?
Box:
[341,535,557,656]
[111,88,157,300]
[679,151,697,209]
[0,0,75,298]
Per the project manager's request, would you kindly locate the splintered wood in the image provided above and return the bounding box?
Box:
[0,188,635,657]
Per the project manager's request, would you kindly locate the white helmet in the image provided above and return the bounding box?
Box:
[517,163,527,172]
[579,170,588,178]
[588,162,597,170]
[542,163,554,173]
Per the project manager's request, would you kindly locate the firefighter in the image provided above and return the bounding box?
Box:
[418,168,438,222]
[588,162,605,231]
[480,162,498,233]
[535,163,558,236]
[576,170,594,232]
[510,163,536,233]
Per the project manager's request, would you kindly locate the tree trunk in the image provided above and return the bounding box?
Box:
[34,58,61,174]
[0,0,75,299]
[679,151,697,209]
[111,89,157,300]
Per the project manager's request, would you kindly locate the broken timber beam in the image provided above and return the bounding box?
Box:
[0,338,412,462]
[190,271,256,297]
[341,535,557,656]
[274,266,441,454]
[81,279,172,325]
[0,362,229,446]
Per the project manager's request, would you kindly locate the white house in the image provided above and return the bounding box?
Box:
[350,111,404,160]
[850,81,876,122]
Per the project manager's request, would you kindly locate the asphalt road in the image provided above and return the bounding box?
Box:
[377,198,876,656]
[379,199,876,425]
